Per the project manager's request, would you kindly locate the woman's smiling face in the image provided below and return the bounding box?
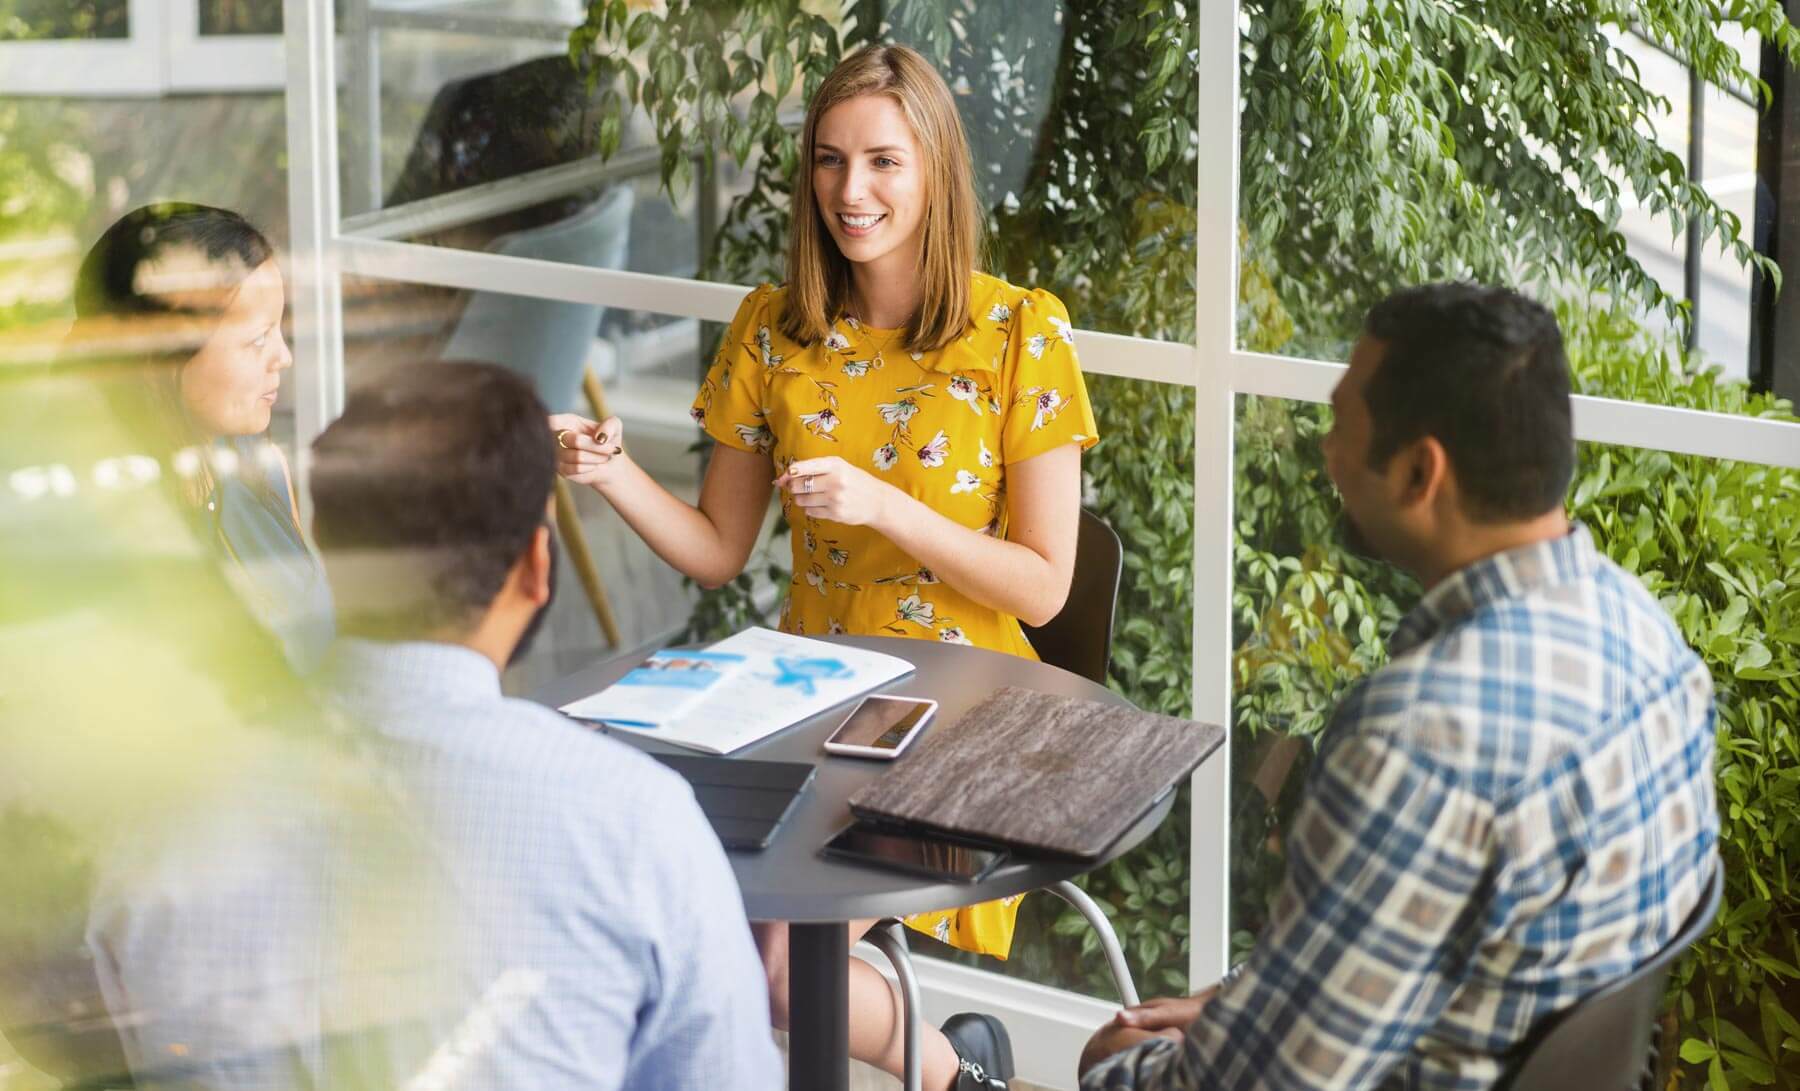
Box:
[811,93,927,277]
[179,259,292,437]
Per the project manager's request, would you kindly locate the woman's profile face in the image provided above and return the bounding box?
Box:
[180,259,292,437]
[812,93,927,277]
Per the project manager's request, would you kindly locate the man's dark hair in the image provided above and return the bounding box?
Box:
[310,361,555,640]
[1362,284,1574,521]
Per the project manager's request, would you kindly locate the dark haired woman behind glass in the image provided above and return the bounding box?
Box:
[73,203,333,670]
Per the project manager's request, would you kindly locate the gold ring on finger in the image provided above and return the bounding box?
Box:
[555,429,574,450]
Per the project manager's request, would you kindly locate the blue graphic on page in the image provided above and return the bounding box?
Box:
[767,657,854,697]
[614,650,745,690]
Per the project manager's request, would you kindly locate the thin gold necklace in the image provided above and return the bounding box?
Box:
[845,305,914,368]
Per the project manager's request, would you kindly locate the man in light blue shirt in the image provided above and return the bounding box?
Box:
[307,361,782,1089]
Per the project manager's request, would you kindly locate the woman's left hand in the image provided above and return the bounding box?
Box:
[776,456,902,528]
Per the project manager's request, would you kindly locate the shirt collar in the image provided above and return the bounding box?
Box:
[320,638,502,705]
[788,277,1009,378]
[1390,522,1601,656]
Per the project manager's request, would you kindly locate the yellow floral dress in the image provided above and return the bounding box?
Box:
[692,271,1099,957]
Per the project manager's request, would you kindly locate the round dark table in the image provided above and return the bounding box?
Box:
[532,635,1171,1091]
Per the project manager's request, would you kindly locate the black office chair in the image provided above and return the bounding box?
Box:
[1021,509,1123,686]
[1496,865,1724,1091]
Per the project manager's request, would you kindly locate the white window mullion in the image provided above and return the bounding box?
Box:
[1228,349,1800,470]
[284,0,346,519]
[166,0,286,93]
[1189,0,1242,993]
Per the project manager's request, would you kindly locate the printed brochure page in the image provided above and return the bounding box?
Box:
[561,627,915,754]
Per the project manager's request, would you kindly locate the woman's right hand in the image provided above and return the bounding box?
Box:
[549,413,627,489]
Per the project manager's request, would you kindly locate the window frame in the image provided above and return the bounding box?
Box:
[0,0,284,96]
[280,1,1800,1084]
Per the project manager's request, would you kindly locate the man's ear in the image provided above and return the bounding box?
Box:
[1394,435,1450,510]
[522,524,553,606]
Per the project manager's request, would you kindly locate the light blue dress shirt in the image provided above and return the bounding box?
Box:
[87,638,782,1091]
[320,638,783,1091]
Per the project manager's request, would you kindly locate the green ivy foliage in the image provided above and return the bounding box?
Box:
[571,3,1800,1083]
[1241,0,1800,343]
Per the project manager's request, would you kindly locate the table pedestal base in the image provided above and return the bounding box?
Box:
[788,921,850,1091]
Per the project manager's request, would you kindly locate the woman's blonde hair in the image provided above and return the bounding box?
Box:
[780,44,982,353]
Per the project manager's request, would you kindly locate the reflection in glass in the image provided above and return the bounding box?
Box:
[198,0,283,35]
[0,0,127,41]
[339,2,1200,338]
[340,273,710,678]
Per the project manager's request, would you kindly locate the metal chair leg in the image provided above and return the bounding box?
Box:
[552,477,622,649]
[865,921,923,1091]
[1049,879,1140,1007]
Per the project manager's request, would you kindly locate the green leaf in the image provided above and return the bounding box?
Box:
[1682,1038,1718,1063]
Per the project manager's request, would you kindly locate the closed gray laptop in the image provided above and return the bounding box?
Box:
[847,686,1224,861]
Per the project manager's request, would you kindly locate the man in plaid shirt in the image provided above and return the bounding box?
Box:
[1080,285,1719,1090]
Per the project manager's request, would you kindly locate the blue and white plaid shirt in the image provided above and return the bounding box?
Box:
[1085,524,1718,1090]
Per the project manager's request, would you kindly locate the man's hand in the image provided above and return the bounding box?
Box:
[1110,986,1220,1034]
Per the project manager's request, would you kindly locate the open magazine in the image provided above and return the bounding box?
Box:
[559,627,916,754]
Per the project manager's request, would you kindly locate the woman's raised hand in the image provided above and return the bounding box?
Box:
[549,413,626,488]
[775,456,901,528]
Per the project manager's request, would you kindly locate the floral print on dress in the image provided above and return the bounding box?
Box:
[691,276,1100,964]
[917,430,950,468]
[877,398,920,425]
[735,421,775,452]
[692,275,1097,669]
[948,375,989,415]
[800,407,839,439]
[756,325,783,368]
[874,567,939,587]
[892,594,936,628]
[1017,386,1066,432]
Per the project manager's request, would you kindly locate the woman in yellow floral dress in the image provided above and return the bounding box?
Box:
[551,43,1095,1090]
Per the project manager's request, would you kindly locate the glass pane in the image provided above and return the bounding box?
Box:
[1235,8,1783,412]
[340,272,716,680]
[912,374,1198,1000]
[0,91,291,373]
[1228,387,1798,1087]
[0,0,127,41]
[336,0,1198,340]
[198,0,283,36]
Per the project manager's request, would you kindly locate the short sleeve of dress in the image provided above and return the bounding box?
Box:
[1001,287,1100,465]
[692,284,778,455]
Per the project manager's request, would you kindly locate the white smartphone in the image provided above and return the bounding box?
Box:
[821,695,937,759]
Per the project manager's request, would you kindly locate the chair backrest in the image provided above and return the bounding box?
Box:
[1496,866,1723,1091]
[441,185,634,413]
[1020,509,1122,686]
